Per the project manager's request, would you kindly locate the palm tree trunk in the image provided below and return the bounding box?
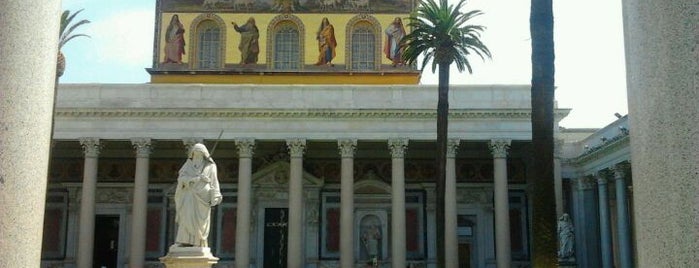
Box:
[530,0,557,266]
[436,62,449,267]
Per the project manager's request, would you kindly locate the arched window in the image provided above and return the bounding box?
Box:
[346,15,381,71]
[189,14,227,69]
[351,23,376,70]
[267,15,305,70]
[273,22,300,70]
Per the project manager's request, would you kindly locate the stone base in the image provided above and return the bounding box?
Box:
[160,246,219,268]
[558,257,576,268]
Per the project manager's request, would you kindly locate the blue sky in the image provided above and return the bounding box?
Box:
[61,0,628,129]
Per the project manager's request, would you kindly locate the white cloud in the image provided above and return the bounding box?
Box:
[83,9,154,67]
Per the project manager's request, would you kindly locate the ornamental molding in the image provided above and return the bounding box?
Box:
[566,134,630,166]
[56,108,571,120]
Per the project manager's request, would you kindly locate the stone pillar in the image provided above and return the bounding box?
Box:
[235,138,255,268]
[613,163,633,268]
[130,138,152,268]
[622,0,698,265]
[338,139,357,268]
[572,176,601,268]
[489,139,511,268]
[0,1,60,267]
[554,139,564,217]
[388,138,408,268]
[596,172,613,268]
[445,139,460,268]
[78,138,100,268]
[286,138,306,268]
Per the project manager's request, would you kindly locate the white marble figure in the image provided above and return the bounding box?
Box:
[362,224,381,267]
[173,143,223,247]
[557,213,575,259]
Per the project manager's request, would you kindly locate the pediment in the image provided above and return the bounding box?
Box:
[354,177,392,194]
[252,161,323,187]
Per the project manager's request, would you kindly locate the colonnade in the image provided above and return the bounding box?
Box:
[70,137,514,267]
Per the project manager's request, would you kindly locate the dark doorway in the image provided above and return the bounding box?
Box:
[263,208,289,268]
[93,215,120,268]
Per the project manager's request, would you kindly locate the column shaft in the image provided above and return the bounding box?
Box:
[614,167,633,268]
[597,175,613,268]
[78,139,100,268]
[0,1,60,267]
[287,139,306,268]
[235,139,254,268]
[445,139,459,268]
[554,158,563,217]
[338,139,356,268]
[129,139,151,268]
[490,140,511,268]
[388,138,407,268]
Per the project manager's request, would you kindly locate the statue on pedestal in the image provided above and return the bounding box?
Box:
[173,143,223,247]
[557,213,575,259]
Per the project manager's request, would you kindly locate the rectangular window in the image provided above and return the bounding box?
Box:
[351,28,375,70]
[274,27,300,70]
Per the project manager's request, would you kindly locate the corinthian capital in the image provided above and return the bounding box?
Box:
[488,139,511,158]
[337,139,357,158]
[613,162,630,180]
[447,139,461,158]
[286,138,306,157]
[388,138,409,158]
[130,138,152,157]
[79,137,101,158]
[235,138,255,158]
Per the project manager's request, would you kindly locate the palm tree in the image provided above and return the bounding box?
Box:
[401,0,490,266]
[529,0,557,265]
[57,9,90,77]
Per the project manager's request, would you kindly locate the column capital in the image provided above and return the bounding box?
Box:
[182,137,204,154]
[575,175,597,191]
[130,138,152,157]
[447,138,460,158]
[488,139,511,158]
[337,138,357,158]
[79,137,101,158]
[597,169,614,184]
[613,162,631,180]
[235,138,256,158]
[286,138,306,157]
[388,137,409,158]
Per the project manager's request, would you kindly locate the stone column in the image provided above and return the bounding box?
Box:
[338,139,357,268]
[554,139,564,217]
[0,1,60,267]
[129,138,152,268]
[489,139,511,268]
[445,139,460,268]
[78,138,100,268]
[596,171,613,268]
[388,138,408,268]
[286,138,306,268]
[572,176,602,268]
[235,138,255,268]
[613,163,633,268]
[622,0,698,265]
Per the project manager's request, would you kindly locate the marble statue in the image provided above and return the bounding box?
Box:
[173,143,223,247]
[362,224,381,267]
[557,213,575,259]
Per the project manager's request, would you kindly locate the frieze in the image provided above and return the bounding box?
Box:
[96,188,132,204]
[56,108,570,120]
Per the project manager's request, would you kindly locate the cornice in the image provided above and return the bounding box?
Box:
[566,134,630,166]
[55,108,571,120]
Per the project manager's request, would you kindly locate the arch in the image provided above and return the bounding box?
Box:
[266,14,305,70]
[345,14,382,71]
[188,13,227,69]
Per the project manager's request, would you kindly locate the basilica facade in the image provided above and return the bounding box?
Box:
[39,1,636,268]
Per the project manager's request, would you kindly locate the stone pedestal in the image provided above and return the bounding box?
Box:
[160,247,219,268]
[558,258,576,268]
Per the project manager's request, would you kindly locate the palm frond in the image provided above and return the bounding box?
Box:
[400,0,491,74]
[59,9,90,49]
